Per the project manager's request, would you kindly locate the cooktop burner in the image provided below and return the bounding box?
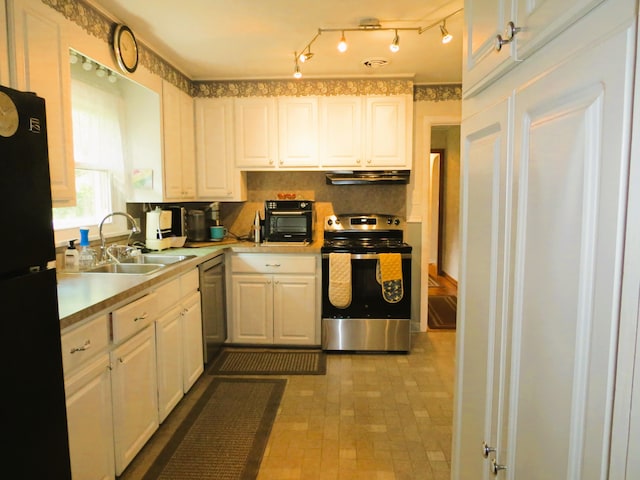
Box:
[322,214,412,254]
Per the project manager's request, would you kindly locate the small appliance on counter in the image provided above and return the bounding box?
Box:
[165,205,187,237]
[187,209,208,242]
[145,207,173,250]
[263,199,314,244]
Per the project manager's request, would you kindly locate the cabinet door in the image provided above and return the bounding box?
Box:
[463,0,515,97]
[513,0,605,60]
[162,80,196,200]
[364,96,408,168]
[110,325,158,476]
[453,98,511,480]
[320,96,363,168]
[155,305,183,423]
[8,0,76,206]
[230,274,273,343]
[181,291,204,393]
[235,97,278,168]
[195,97,247,200]
[505,26,632,479]
[278,97,319,167]
[65,354,114,480]
[273,275,317,345]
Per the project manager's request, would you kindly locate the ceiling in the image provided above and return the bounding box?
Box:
[88,0,463,84]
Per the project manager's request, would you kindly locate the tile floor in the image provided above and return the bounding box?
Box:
[119,330,456,480]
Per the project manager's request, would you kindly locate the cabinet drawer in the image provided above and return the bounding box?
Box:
[231,254,316,274]
[61,314,110,375]
[181,268,199,297]
[154,277,181,312]
[111,293,158,344]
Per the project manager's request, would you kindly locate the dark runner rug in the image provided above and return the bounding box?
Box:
[142,378,285,480]
[209,349,326,375]
[428,295,457,329]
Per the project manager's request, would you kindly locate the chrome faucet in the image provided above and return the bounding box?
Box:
[98,212,141,263]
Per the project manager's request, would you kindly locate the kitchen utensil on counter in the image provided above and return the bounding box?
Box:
[187,209,208,241]
[210,225,227,240]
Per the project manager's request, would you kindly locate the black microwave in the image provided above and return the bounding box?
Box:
[264,200,314,243]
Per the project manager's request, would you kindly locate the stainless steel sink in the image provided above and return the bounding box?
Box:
[84,263,165,274]
[123,254,196,265]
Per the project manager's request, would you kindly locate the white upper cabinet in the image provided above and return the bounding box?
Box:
[195,97,247,201]
[320,96,363,168]
[234,97,278,168]
[7,0,76,206]
[364,96,410,168]
[277,97,319,167]
[463,0,607,96]
[162,80,196,201]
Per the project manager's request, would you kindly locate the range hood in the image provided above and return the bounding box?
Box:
[326,170,410,185]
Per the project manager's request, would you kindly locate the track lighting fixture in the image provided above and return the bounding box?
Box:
[299,46,314,63]
[337,31,348,52]
[293,52,302,79]
[291,8,462,76]
[440,20,452,44]
[389,30,400,53]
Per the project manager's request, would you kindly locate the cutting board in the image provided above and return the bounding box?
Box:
[183,238,240,248]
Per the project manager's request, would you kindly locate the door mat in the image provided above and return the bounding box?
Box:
[142,378,285,480]
[428,275,441,287]
[209,349,326,375]
[428,295,457,329]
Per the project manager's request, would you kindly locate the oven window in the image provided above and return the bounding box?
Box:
[271,216,307,233]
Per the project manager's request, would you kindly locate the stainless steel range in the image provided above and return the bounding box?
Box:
[321,214,412,352]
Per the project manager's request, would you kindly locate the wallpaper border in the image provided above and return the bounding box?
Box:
[42,0,461,102]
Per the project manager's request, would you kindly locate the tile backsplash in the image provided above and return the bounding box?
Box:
[128,171,407,243]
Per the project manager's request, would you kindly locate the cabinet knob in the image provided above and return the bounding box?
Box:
[491,459,507,476]
[482,441,496,458]
[495,21,521,52]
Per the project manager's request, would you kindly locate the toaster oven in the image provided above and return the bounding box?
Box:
[264,200,314,243]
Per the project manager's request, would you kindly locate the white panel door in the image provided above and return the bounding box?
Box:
[231,274,273,343]
[453,98,511,480]
[273,274,316,344]
[506,25,634,479]
[320,96,363,168]
[278,97,319,167]
[235,97,278,168]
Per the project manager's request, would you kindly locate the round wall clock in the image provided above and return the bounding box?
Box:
[112,24,139,73]
[0,91,19,137]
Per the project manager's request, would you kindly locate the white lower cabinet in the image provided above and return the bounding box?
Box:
[110,324,158,476]
[110,293,159,476]
[229,254,318,345]
[155,269,204,422]
[62,314,114,480]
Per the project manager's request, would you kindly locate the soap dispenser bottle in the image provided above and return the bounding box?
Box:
[253,210,261,243]
[64,239,79,272]
[78,227,96,271]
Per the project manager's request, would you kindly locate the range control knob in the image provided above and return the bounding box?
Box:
[394,218,400,226]
[327,219,333,226]
[300,202,307,208]
[387,217,393,224]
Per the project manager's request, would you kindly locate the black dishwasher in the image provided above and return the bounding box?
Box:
[198,255,227,363]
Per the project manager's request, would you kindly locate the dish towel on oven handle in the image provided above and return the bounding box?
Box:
[377,253,403,303]
[328,253,352,308]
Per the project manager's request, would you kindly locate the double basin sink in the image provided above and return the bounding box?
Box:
[83,254,195,275]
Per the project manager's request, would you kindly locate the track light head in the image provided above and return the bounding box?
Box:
[293,52,302,78]
[389,30,400,53]
[337,31,348,52]
[440,21,453,44]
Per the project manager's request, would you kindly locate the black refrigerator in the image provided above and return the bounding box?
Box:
[0,85,72,478]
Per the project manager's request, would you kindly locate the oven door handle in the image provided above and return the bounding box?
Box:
[269,210,308,215]
[322,253,412,260]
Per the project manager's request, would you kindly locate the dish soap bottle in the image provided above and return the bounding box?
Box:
[78,227,96,271]
[64,239,79,272]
